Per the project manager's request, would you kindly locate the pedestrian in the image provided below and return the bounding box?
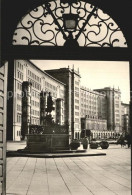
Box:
[126,135,131,148]
[82,136,88,149]
[117,135,125,148]
[120,139,125,148]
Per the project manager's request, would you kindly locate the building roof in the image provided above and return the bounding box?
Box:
[94,87,121,93]
[23,60,66,86]
[80,86,105,96]
[45,67,81,77]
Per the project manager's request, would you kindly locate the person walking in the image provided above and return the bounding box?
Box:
[126,134,131,148]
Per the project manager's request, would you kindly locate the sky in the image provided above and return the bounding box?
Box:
[31,60,130,104]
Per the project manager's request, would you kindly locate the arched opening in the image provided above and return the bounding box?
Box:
[12,0,127,48]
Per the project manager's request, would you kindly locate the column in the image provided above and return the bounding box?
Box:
[56,98,63,125]
[21,81,32,139]
[40,91,47,125]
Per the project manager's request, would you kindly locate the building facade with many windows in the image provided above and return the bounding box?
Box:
[7,60,130,141]
[121,102,130,135]
[46,67,81,140]
[7,60,66,140]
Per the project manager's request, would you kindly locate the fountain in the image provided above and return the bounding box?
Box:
[25,92,69,153]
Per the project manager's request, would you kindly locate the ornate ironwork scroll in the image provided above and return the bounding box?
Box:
[12,0,127,47]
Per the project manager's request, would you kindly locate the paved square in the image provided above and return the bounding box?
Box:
[6,144,131,195]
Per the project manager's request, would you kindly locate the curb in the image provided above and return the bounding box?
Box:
[7,151,106,158]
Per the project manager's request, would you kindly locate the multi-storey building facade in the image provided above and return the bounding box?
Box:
[80,87,108,139]
[121,102,130,135]
[94,87,122,133]
[7,60,66,141]
[7,60,130,141]
[45,67,81,140]
[80,87,107,119]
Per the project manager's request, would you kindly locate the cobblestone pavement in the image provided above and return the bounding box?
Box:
[6,143,131,195]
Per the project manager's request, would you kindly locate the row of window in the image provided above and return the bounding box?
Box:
[86,123,106,130]
[81,96,97,101]
[115,104,119,108]
[17,115,40,125]
[75,81,79,86]
[81,100,98,105]
[81,105,98,110]
[75,92,79,98]
[45,88,57,98]
[28,70,41,83]
[31,118,40,125]
[75,118,79,122]
[85,115,100,119]
[75,124,79,129]
[45,81,57,91]
[17,82,22,90]
[115,110,119,113]
[17,93,22,101]
[75,87,79,92]
[81,110,98,115]
[17,62,23,70]
[75,99,79,104]
[17,71,23,80]
[17,130,21,136]
[75,105,79,110]
[75,112,79,116]
[17,114,21,123]
[31,109,40,116]
[32,90,40,99]
[28,78,41,91]
[81,93,98,99]
[115,96,120,99]
[17,104,22,111]
[60,89,64,94]
[31,100,39,107]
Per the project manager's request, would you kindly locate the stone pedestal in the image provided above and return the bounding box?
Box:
[26,134,69,153]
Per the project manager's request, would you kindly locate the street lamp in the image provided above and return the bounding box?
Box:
[63,14,78,32]
[61,0,79,47]
[63,13,79,47]
[45,0,97,47]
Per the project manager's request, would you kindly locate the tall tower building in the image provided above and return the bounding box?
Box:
[45,66,81,139]
[121,102,130,134]
[94,87,122,133]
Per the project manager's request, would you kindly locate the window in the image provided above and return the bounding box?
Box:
[75,92,79,98]
[17,114,21,123]
[75,99,79,104]
[75,81,79,85]
[75,87,79,91]
[75,105,79,110]
[75,112,79,116]
[17,71,19,78]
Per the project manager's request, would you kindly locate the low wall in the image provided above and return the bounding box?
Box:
[26,134,69,153]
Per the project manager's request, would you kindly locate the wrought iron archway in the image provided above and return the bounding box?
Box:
[12,0,127,47]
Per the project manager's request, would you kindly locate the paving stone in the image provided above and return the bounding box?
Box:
[6,143,131,195]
